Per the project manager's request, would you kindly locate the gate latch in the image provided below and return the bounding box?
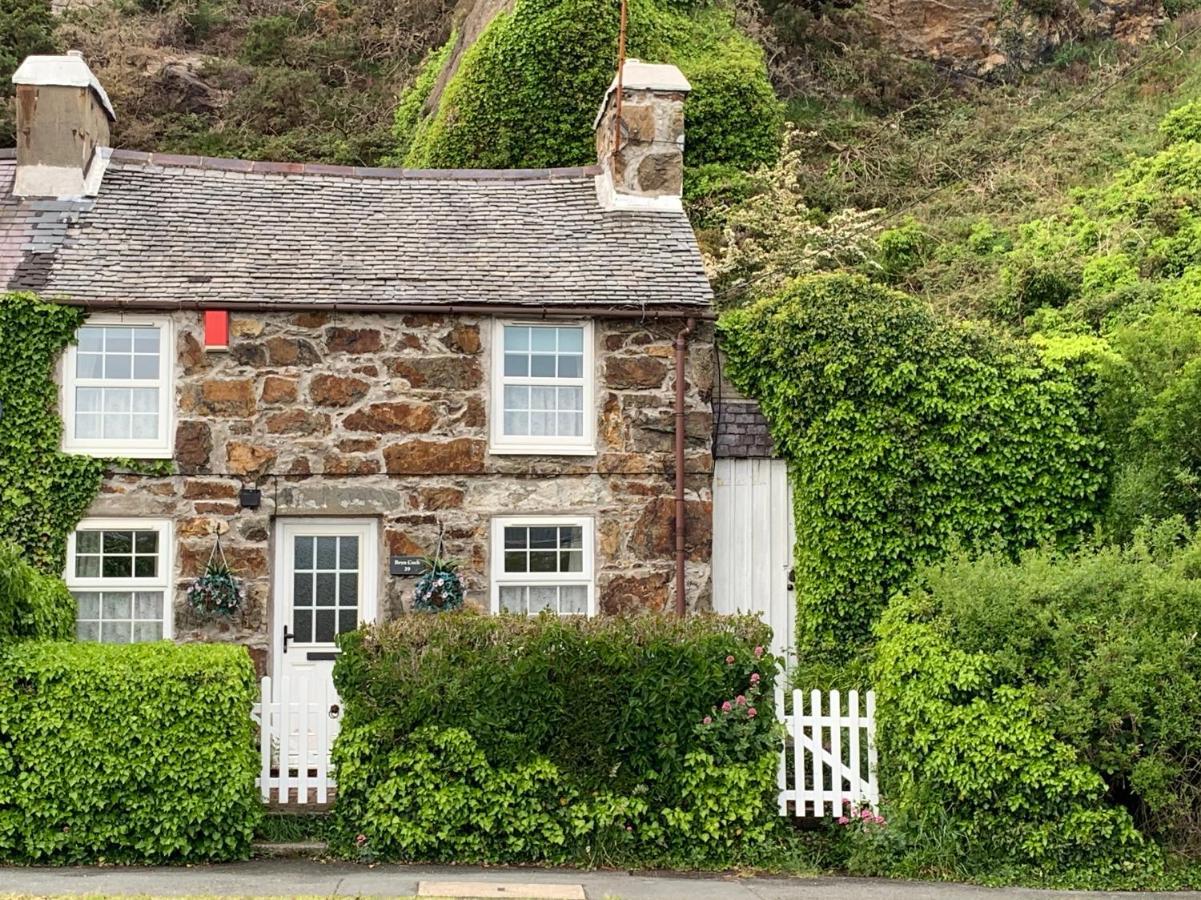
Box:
[329,703,341,719]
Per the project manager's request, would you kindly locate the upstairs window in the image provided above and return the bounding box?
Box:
[66,519,173,643]
[62,316,174,458]
[490,321,594,455]
[490,516,595,615]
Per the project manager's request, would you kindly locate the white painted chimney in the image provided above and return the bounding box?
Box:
[11,52,115,198]
[594,59,691,212]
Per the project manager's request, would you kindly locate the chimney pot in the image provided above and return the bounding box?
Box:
[594,59,691,211]
[11,53,115,199]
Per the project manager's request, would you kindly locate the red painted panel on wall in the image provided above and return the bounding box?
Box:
[204,310,229,349]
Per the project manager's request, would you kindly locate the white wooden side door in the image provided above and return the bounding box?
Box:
[712,458,796,668]
[272,518,379,771]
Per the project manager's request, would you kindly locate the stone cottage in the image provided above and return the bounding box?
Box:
[0,53,715,691]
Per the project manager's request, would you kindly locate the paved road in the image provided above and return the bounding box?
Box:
[0,859,1196,899]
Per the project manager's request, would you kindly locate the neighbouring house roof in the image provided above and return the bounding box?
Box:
[0,149,713,311]
[713,400,775,459]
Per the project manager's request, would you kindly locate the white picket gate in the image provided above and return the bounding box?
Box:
[776,686,878,817]
[251,674,338,805]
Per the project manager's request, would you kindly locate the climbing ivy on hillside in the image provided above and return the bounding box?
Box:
[0,293,104,572]
[396,0,780,171]
[718,274,1111,670]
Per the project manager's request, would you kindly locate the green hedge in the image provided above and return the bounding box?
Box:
[0,641,261,863]
[0,540,72,644]
[718,273,1111,670]
[863,525,1201,886]
[331,612,780,865]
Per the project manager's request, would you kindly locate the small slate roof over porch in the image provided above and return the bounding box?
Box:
[0,149,713,311]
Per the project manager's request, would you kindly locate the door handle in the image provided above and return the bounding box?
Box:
[329,703,341,719]
[282,625,294,654]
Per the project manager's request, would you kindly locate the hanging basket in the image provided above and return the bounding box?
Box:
[186,537,245,617]
[412,556,466,613]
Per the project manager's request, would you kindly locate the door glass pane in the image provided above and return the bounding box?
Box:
[315,609,337,643]
[339,536,359,569]
[295,536,313,569]
[293,572,312,604]
[339,573,358,604]
[293,608,313,643]
[315,537,337,569]
[338,609,358,635]
[315,573,337,606]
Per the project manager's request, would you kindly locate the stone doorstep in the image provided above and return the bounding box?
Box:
[417,882,587,900]
[252,840,328,859]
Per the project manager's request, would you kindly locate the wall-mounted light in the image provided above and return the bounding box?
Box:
[239,487,262,509]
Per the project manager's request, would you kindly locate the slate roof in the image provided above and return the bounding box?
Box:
[0,149,713,311]
[713,400,775,459]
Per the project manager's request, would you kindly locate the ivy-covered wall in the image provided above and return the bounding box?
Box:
[0,293,103,572]
[718,274,1111,670]
[394,0,781,172]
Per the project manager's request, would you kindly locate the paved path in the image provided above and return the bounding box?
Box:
[0,859,1196,899]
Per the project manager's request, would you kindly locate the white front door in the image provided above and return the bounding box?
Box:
[272,518,378,773]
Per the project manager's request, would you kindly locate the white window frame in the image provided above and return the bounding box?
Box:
[65,517,174,641]
[490,515,596,615]
[489,319,596,456]
[61,314,175,458]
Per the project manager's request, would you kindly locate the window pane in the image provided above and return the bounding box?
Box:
[499,585,526,613]
[530,527,557,548]
[134,531,158,553]
[295,536,313,569]
[103,531,132,554]
[133,555,156,578]
[76,620,100,641]
[530,551,558,573]
[504,527,528,549]
[557,328,583,352]
[134,622,163,642]
[103,621,132,644]
[103,389,131,413]
[528,586,556,613]
[293,572,312,604]
[77,531,101,554]
[504,551,527,573]
[106,328,133,353]
[135,592,162,619]
[75,555,100,578]
[559,386,583,413]
[76,388,102,413]
[75,414,101,439]
[504,326,529,351]
[504,354,528,377]
[104,354,132,380]
[102,556,132,578]
[77,354,104,378]
[530,411,552,437]
[561,586,588,614]
[560,527,583,549]
[316,536,337,569]
[339,536,359,569]
[530,354,556,377]
[75,592,100,619]
[133,355,159,379]
[315,609,337,643]
[503,385,529,411]
[103,592,131,619]
[133,328,160,353]
[131,388,158,413]
[504,411,529,436]
[531,386,555,411]
[103,413,132,440]
[293,608,313,643]
[131,414,158,439]
[77,327,103,352]
[315,573,337,606]
[560,550,583,572]
[531,327,557,352]
[557,355,582,378]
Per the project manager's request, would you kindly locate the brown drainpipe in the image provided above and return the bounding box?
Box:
[674,317,696,617]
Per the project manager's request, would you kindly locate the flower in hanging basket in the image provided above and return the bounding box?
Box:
[412,555,465,613]
[186,561,245,617]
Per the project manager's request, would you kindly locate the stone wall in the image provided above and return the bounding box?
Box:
[84,310,714,674]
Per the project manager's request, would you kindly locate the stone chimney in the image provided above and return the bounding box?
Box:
[11,52,115,198]
[594,59,690,211]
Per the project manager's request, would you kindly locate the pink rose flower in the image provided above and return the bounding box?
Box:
[725,655,735,665]
[748,707,757,718]
[837,816,849,825]
[753,646,764,658]
[860,808,872,820]
[355,833,367,846]
[735,695,747,706]
[702,716,712,725]
[721,701,733,712]
[750,673,760,684]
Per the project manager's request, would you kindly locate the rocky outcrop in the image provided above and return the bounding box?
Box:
[865,0,1165,75]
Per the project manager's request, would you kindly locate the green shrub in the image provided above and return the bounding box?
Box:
[0,641,261,863]
[718,274,1110,665]
[870,526,1201,884]
[876,218,931,281]
[0,0,56,146]
[331,611,780,865]
[396,0,779,171]
[1159,98,1201,145]
[0,541,73,645]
